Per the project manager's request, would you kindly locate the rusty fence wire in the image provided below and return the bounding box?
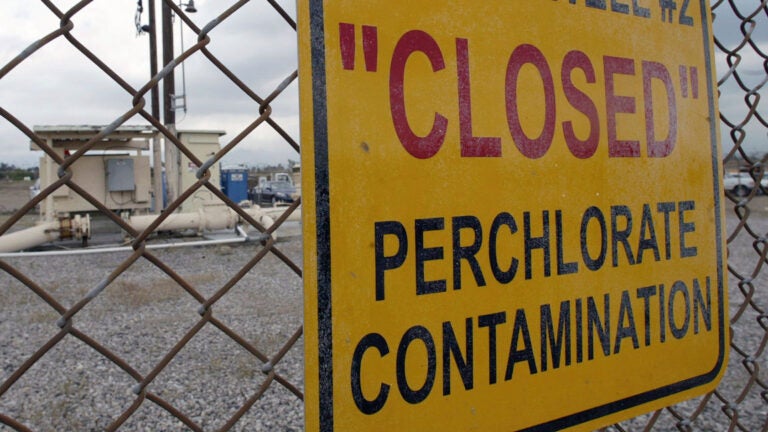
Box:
[0,0,765,431]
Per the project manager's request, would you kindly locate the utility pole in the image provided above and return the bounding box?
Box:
[161,0,176,127]
[161,0,179,205]
[159,1,196,206]
[148,0,159,122]
[148,0,163,213]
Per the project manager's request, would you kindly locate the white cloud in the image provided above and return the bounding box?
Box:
[0,0,299,168]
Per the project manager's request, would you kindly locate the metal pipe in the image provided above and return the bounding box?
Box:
[259,205,302,222]
[0,214,90,253]
[0,205,284,254]
[127,205,273,233]
[0,221,61,253]
[0,233,263,258]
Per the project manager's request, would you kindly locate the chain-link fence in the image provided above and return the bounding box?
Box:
[0,1,766,431]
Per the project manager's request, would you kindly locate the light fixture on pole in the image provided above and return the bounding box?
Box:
[182,0,197,13]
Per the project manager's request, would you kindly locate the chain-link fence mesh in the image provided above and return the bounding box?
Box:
[0,1,766,431]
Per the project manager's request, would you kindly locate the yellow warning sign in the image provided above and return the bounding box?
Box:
[299,1,727,430]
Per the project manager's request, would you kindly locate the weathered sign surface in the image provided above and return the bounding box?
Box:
[300,1,726,430]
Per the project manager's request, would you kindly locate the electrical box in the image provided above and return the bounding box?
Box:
[106,158,135,192]
[33,125,156,218]
[38,154,151,214]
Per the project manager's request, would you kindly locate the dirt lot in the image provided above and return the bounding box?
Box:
[0,180,34,214]
[0,181,38,232]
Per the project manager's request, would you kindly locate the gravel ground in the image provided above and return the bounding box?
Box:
[0,238,304,431]
[0,197,767,431]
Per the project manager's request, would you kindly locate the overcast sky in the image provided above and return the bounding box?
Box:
[1,1,767,169]
[0,0,299,169]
